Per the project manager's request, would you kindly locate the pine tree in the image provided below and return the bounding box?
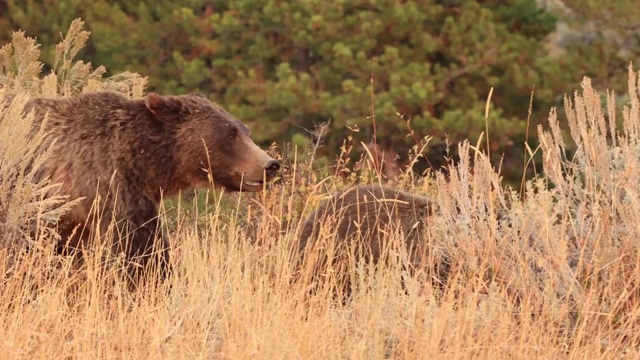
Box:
[0,0,593,183]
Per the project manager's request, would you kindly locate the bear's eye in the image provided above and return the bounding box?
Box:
[228,127,238,140]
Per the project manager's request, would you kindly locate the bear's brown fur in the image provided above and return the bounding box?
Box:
[8,91,279,286]
[297,185,437,297]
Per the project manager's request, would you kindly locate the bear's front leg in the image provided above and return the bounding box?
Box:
[111,199,172,290]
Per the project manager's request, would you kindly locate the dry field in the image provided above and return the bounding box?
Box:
[2,20,640,359]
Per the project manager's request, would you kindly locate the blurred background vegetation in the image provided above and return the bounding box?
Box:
[0,0,637,187]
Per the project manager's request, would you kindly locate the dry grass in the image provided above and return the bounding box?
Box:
[1,19,640,359]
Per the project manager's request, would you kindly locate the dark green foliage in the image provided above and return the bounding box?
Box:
[0,0,613,185]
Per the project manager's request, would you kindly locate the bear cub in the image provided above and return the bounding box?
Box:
[297,185,436,296]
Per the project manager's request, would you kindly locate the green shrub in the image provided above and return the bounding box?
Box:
[0,0,576,183]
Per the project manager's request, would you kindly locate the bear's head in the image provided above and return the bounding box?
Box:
[145,92,280,192]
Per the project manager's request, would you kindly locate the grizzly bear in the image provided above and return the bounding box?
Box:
[8,91,279,286]
[296,185,438,298]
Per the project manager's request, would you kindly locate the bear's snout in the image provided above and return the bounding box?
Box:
[264,159,280,180]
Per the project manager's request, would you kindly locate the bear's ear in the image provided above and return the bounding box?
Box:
[145,92,184,119]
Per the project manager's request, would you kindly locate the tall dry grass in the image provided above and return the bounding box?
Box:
[1,18,640,359]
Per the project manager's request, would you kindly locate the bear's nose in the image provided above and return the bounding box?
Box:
[264,159,280,179]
